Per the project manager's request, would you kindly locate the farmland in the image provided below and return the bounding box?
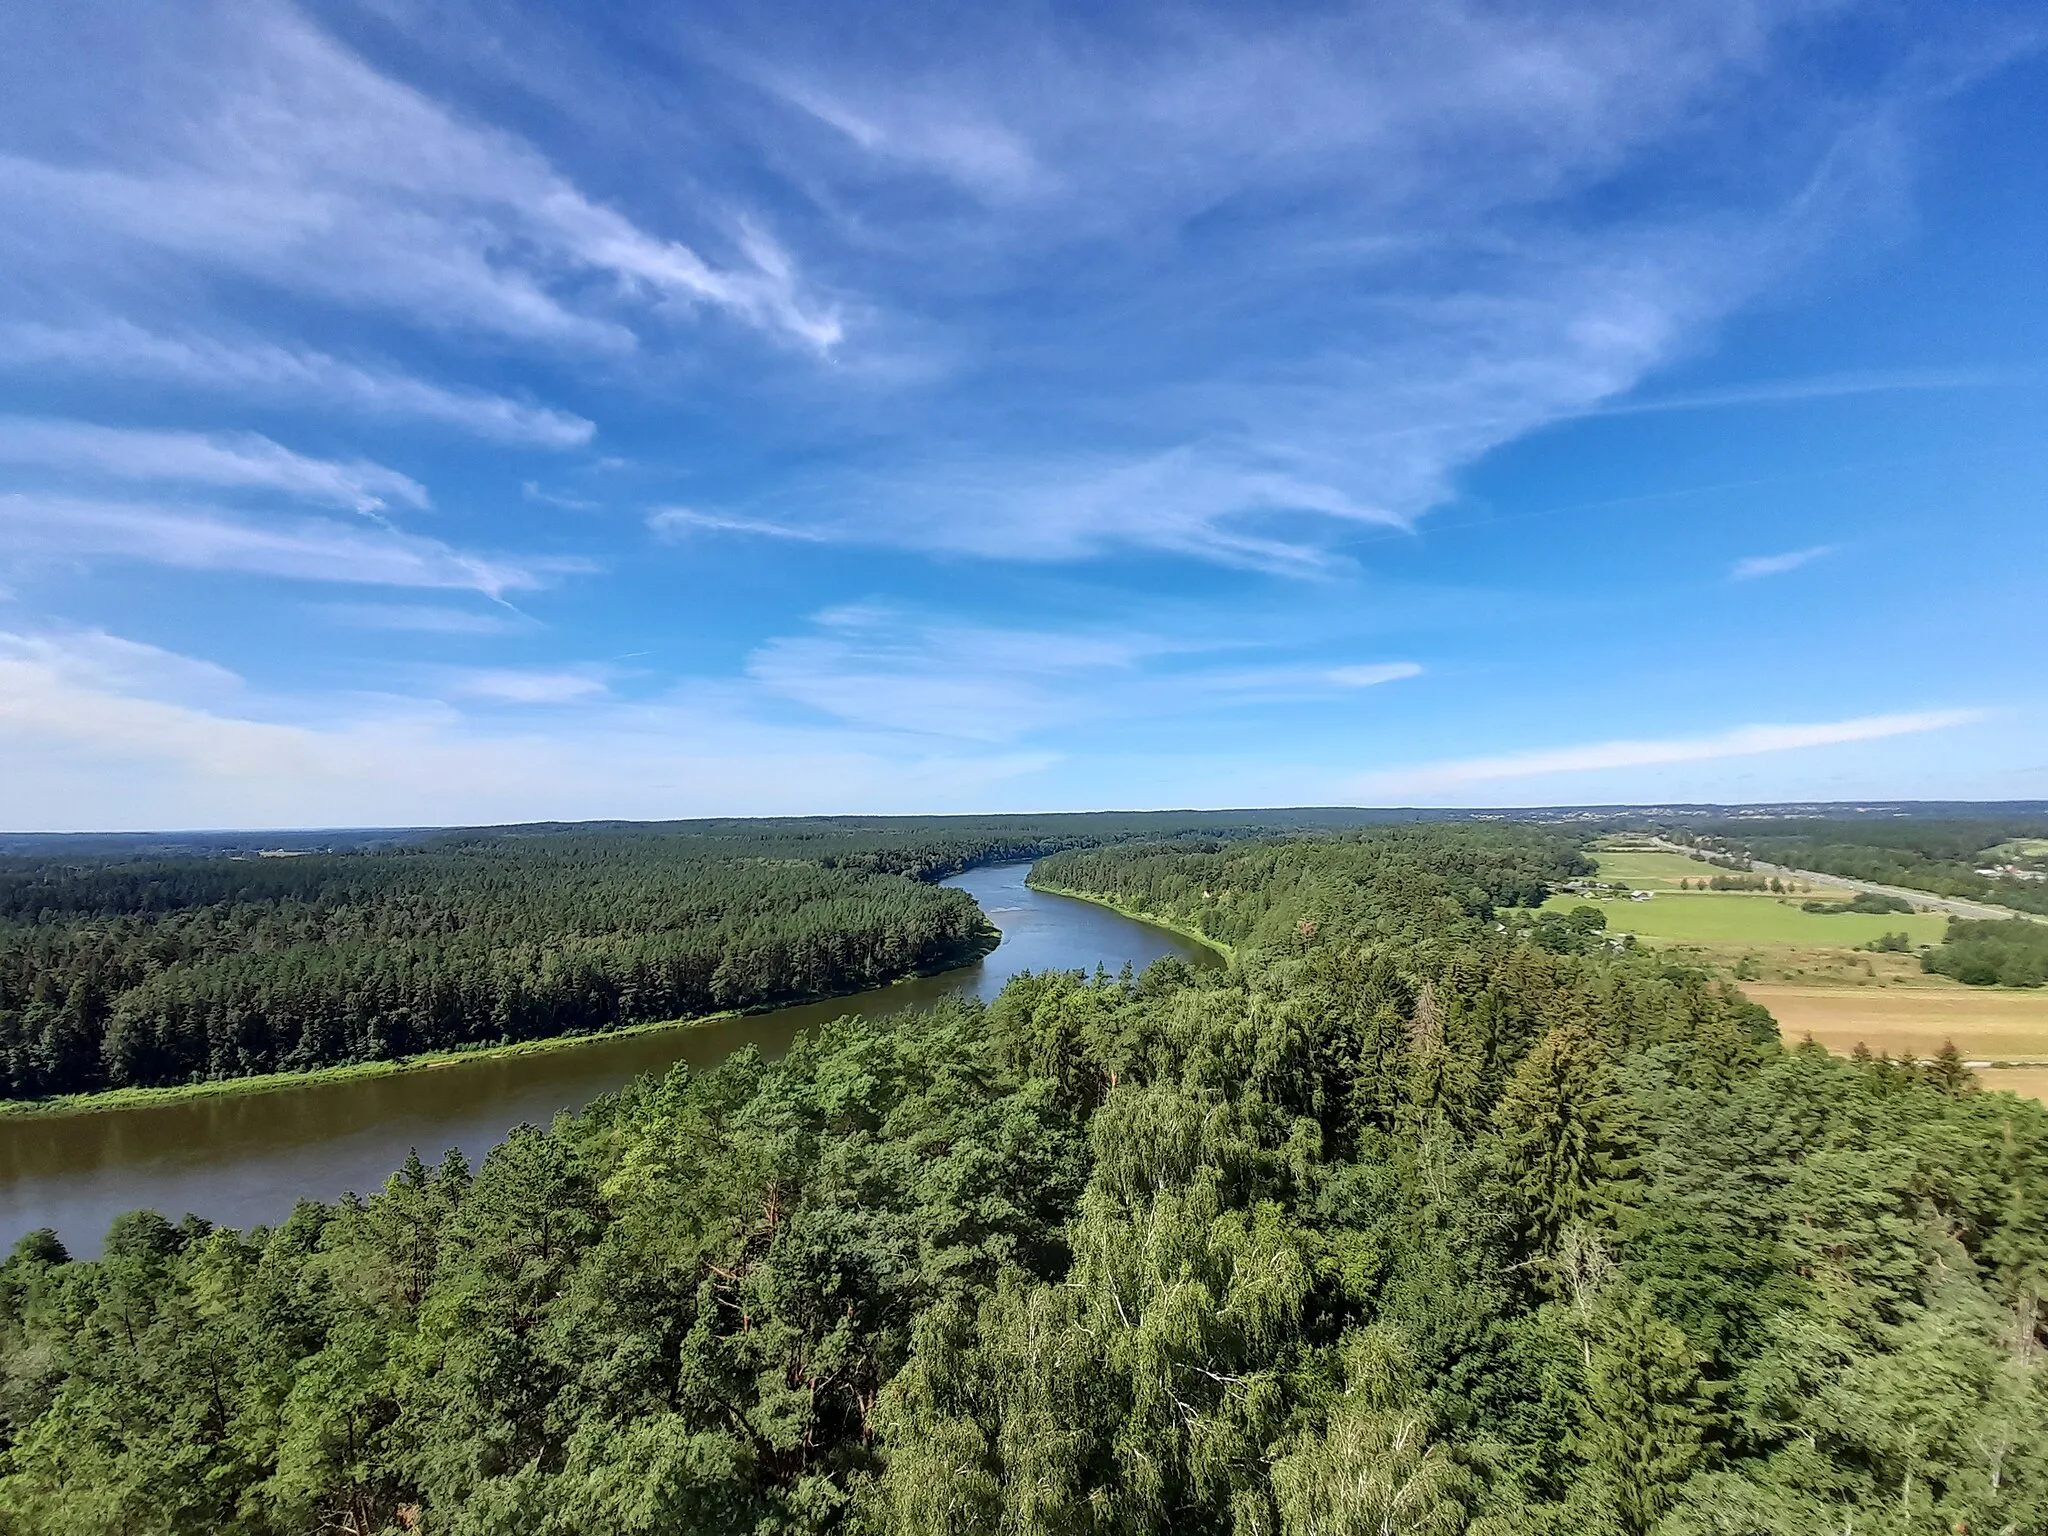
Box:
[1548,844,2048,1103]
[1743,981,2048,1064]
[1538,886,1949,948]
[1980,1067,2048,1103]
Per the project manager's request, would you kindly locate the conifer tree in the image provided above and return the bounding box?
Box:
[1492,1023,1641,1256]
[1576,1294,1712,1534]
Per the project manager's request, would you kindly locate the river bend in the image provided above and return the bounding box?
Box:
[0,864,1215,1255]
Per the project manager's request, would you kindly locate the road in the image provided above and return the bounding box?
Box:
[1641,838,2046,925]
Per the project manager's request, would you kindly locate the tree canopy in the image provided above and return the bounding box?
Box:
[2,822,2044,1534]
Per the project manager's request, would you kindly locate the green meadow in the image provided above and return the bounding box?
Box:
[1544,850,1951,948]
[1578,848,1740,890]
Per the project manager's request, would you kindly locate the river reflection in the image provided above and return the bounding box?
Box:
[0,863,1217,1254]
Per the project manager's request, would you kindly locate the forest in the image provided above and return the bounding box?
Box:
[0,831,1006,1100]
[2,821,2043,1534]
[0,812,1386,1101]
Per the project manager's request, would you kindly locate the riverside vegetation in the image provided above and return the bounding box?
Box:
[0,813,1353,1103]
[1,823,2045,1534]
[0,834,993,1100]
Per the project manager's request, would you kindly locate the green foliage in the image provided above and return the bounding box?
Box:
[1493,1024,1641,1256]
[1685,815,2048,918]
[1802,892,1914,916]
[1922,917,2048,987]
[2,824,2045,1534]
[0,835,1009,1098]
[1575,1292,1713,1533]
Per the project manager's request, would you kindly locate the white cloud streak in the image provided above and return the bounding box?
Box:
[312,603,526,635]
[1353,709,1985,797]
[748,606,1421,741]
[0,10,837,351]
[0,494,561,596]
[0,417,427,514]
[0,322,594,447]
[647,506,833,543]
[1327,663,1425,689]
[1731,545,1836,581]
[1598,367,2032,417]
[441,668,610,705]
[0,628,1053,830]
[709,1,1877,568]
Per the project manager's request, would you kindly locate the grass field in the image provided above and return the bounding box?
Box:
[1576,848,1747,890]
[1559,852,2048,1106]
[1541,888,1948,948]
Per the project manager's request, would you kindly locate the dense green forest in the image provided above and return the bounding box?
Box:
[1674,817,2048,918]
[4,822,2044,1534]
[0,813,1386,1101]
[0,832,1008,1099]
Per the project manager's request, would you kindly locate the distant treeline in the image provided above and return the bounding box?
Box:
[1924,918,2048,988]
[1671,818,2048,918]
[1032,823,1587,950]
[0,838,996,1099]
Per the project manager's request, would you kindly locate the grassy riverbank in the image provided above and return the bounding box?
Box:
[0,1017,733,1120]
[1026,879,1237,962]
[0,936,999,1121]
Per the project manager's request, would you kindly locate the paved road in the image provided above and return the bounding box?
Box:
[1642,838,2046,924]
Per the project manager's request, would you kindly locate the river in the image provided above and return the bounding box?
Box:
[0,863,1217,1256]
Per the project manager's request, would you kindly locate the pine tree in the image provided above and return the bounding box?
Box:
[1926,1038,1973,1095]
[1492,1023,1641,1255]
[1577,1294,1713,1534]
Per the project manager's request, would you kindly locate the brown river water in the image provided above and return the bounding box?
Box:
[0,864,1219,1256]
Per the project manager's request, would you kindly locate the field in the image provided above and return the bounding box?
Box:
[1549,848,2048,1103]
[1980,1067,2048,1104]
[1743,982,2048,1064]
[1540,888,1949,948]
[1574,848,1756,890]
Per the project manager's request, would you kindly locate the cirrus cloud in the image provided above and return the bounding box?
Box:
[1351,708,1986,799]
[0,494,569,596]
[0,416,427,515]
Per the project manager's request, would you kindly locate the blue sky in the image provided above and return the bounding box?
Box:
[1,0,2044,829]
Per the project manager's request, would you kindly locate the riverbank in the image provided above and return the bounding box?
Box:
[0,935,999,1122]
[1024,880,1237,962]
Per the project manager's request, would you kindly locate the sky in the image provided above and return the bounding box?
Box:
[1,0,2045,830]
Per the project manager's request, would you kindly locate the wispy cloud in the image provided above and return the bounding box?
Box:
[1731,545,1836,581]
[1327,662,1425,689]
[648,506,833,543]
[748,606,1422,741]
[0,11,837,351]
[0,322,594,447]
[440,668,610,705]
[0,417,427,515]
[524,481,602,513]
[0,628,1053,830]
[764,74,1052,202]
[313,603,527,636]
[1598,367,2032,418]
[681,2,1950,570]
[1353,709,1985,798]
[0,494,563,596]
